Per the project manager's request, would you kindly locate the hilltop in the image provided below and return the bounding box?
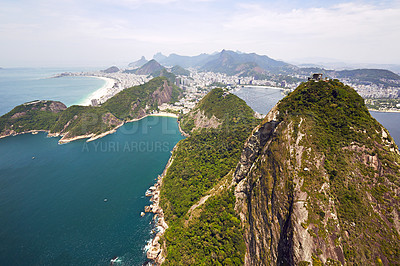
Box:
[134,59,164,75]
[154,80,400,265]
[154,88,261,264]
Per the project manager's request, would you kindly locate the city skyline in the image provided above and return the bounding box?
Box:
[1,0,399,67]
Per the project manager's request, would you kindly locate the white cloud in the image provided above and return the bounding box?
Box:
[1,0,399,66]
[221,2,400,63]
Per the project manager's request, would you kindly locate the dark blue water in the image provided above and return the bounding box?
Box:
[0,68,103,116]
[370,111,400,148]
[0,116,184,265]
[234,86,400,148]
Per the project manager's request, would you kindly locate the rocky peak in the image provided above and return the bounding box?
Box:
[233,80,400,265]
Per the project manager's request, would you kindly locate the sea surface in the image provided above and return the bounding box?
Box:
[1,73,399,266]
[0,116,184,265]
[233,86,400,147]
[0,67,104,115]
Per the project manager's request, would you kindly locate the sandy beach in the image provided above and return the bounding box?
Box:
[149,112,178,118]
[79,76,116,106]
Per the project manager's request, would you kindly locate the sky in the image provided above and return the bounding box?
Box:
[0,0,399,67]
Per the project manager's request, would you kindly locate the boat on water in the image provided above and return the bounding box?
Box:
[110,256,121,265]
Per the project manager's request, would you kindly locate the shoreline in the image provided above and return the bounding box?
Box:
[144,143,181,265]
[0,113,182,144]
[368,108,400,113]
[78,76,116,106]
[242,85,284,90]
[0,129,50,140]
[144,117,187,264]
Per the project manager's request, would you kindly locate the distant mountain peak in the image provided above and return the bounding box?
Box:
[128,56,148,68]
[102,66,120,73]
[135,59,164,75]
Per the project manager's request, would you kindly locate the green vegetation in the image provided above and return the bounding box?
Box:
[102,77,180,120]
[0,100,65,134]
[164,189,246,265]
[0,77,182,139]
[170,65,190,76]
[277,79,400,264]
[51,105,112,136]
[161,88,260,264]
[151,68,177,85]
[278,79,383,150]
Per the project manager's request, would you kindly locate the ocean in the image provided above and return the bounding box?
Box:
[0,67,104,115]
[1,73,399,266]
[0,67,186,265]
[0,116,184,265]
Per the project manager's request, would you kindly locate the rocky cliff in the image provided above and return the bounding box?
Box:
[233,79,400,265]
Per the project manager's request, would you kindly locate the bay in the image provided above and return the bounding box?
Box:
[0,116,184,265]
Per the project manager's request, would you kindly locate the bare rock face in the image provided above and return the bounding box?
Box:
[234,117,346,265]
[191,110,222,131]
[233,113,400,265]
[10,112,26,119]
[47,101,67,113]
[101,112,123,127]
[152,80,173,105]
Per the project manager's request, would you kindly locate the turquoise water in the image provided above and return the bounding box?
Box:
[0,116,184,265]
[0,68,104,115]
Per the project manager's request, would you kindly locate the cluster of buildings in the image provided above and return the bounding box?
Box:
[64,66,399,113]
[177,70,299,89]
[342,81,400,99]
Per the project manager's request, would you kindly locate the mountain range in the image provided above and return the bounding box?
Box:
[127,50,400,91]
[130,50,297,76]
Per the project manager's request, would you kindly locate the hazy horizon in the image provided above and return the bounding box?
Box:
[1,0,399,67]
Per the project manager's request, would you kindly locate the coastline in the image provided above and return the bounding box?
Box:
[242,85,283,90]
[368,108,400,113]
[79,76,116,106]
[144,143,180,265]
[0,129,50,140]
[144,118,189,264]
[60,113,180,144]
[0,113,181,144]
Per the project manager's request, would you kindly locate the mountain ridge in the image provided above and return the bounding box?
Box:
[156,80,400,265]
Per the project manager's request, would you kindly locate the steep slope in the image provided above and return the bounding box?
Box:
[0,77,182,143]
[233,79,400,265]
[157,88,261,265]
